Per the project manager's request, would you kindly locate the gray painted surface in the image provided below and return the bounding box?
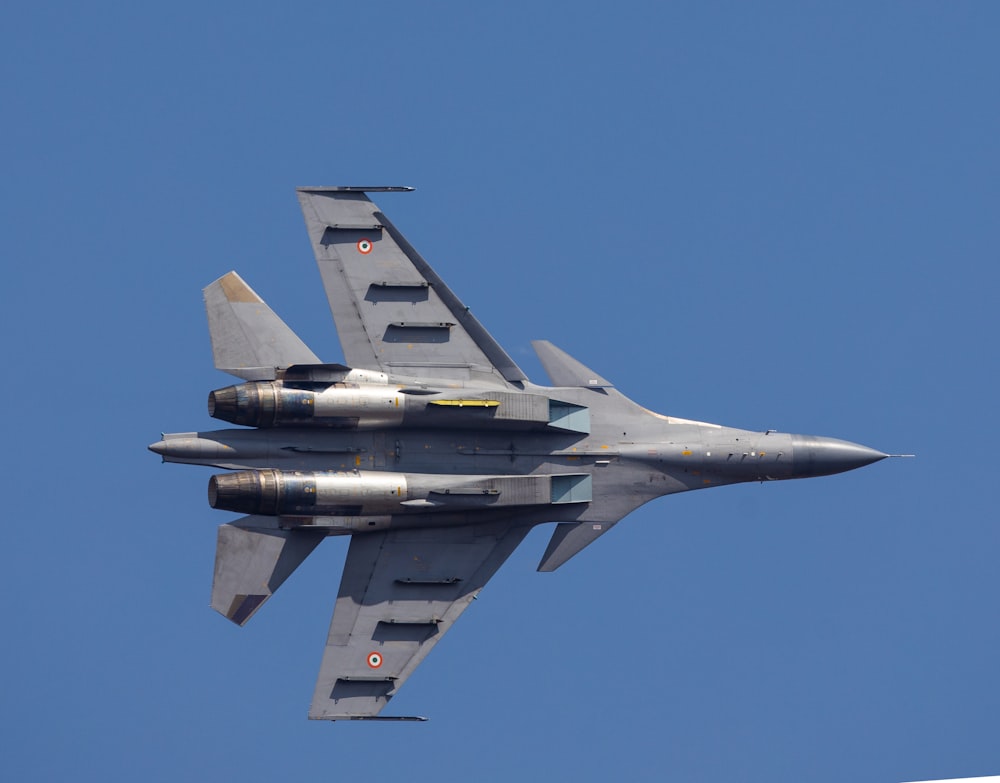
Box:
[151,187,891,720]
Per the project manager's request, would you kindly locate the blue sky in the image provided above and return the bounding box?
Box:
[2,2,998,781]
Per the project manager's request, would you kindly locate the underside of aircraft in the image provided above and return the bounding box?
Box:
[150,187,892,720]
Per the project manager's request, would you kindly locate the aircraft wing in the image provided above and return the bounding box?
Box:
[309,520,531,720]
[297,187,527,386]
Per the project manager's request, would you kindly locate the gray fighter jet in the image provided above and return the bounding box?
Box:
[150,187,893,721]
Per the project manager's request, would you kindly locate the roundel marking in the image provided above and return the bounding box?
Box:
[367,651,383,669]
[357,238,373,254]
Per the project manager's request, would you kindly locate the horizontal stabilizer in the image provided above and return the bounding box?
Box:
[537,520,618,572]
[204,271,321,380]
[532,341,612,388]
[211,519,325,625]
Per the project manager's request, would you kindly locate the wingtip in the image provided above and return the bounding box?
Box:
[296,186,415,193]
[309,715,429,722]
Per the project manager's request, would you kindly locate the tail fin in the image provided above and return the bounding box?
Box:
[204,271,320,380]
[210,518,325,625]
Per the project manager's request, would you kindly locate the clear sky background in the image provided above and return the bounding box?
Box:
[2,3,997,782]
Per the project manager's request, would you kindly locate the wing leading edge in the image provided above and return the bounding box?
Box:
[297,187,527,385]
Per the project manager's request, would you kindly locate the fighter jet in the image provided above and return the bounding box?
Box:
[150,186,893,721]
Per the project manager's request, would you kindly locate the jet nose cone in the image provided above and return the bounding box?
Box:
[791,435,887,478]
[148,440,169,456]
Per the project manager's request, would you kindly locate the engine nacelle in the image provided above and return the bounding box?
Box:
[208,469,409,516]
[206,469,587,517]
[208,382,407,428]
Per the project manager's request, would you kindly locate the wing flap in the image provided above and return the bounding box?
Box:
[309,521,530,720]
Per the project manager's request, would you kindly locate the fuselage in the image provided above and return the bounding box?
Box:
[150,372,886,533]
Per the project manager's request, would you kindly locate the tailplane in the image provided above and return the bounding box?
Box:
[204,271,320,380]
[211,518,325,625]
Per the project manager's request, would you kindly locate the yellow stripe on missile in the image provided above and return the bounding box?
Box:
[428,399,500,407]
